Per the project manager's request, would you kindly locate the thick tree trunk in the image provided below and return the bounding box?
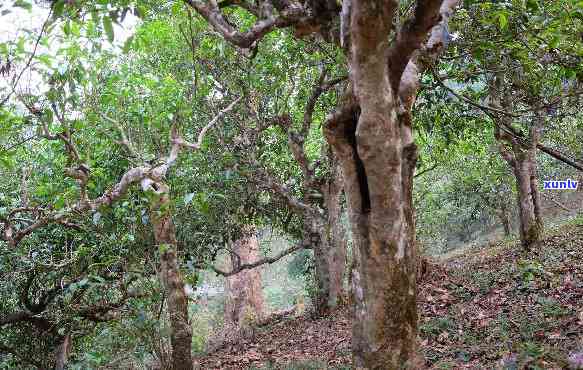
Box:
[224,226,265,327]
[149,183,193,370]
[327,95,419,369]
[324,3,420,367]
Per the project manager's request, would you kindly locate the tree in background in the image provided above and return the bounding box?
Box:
[437,0,583,249]
[224,226,265,328]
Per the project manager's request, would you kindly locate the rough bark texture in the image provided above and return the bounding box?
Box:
[186,0,455,366]
[149,183,193,370]
[491,76,544,250]
[324,1,420,365]
[310,219,333,316]
[54,334,71,370]
[309,163,347,316]
[323,162,348,307]
[511,145,544,248]
[224,227,265,328]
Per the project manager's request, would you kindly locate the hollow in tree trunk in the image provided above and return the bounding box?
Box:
[325,15,421,370]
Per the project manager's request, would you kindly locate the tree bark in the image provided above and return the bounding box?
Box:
[499,208,511,237]
[492,76,544,250]
[324,4,420,367]
[186,0,454,366]
[322,162,347,308]
[54,334,71,370]
[323,160,347,309]
[308,171,348,317]
[310,221,333,316]
[510,144,544,249]
[149,182,193,370]
[224,226,265,327]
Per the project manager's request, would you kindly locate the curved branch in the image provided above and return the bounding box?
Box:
[211,238,309,277]
[183,0,306,49]
[250,160,316,217]
[0,9,53,108]
[388,0,443,91]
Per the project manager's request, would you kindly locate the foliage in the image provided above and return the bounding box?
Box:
[1,0,582,367]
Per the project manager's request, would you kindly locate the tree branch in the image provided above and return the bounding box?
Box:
[0,9,52,108]
[388,0,443,92]
[183,0,306,49]
[250,160,317,217]
[211,238,309,277]
[414,162,439,178]
[170,96,241,156]
[431,69,520,117]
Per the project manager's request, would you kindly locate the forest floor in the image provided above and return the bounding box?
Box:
[194,222,583,369]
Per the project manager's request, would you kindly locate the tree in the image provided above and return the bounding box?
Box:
[436,0,583,249]
[224,226,265,329]
[177,23,351,315]
[182,0,458,366]
[0,6,244,366]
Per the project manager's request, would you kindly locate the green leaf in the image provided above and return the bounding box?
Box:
[38,54,52,68]
[122,35,134,53]
[103,16,114,42]
[134,5,147,19]
[158,243,170,254]
[52,0,65,17]
[63,20,71,36]
[498,12,508,30]
[13,0,32,11]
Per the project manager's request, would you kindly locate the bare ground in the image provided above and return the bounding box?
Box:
[195,222,583,369]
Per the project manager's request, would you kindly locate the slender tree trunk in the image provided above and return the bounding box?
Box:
[54,334,71,370]
[149,183,193,370]
[491,73,544,250]
[309,207,347,316]
[323,162,347,307]
[224,226,265,327]
[494,122,544,249]
[499,209,511,237]
[511,146,544,248]
[308,218,332,316]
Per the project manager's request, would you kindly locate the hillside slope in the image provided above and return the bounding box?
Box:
[195,223,583,369]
